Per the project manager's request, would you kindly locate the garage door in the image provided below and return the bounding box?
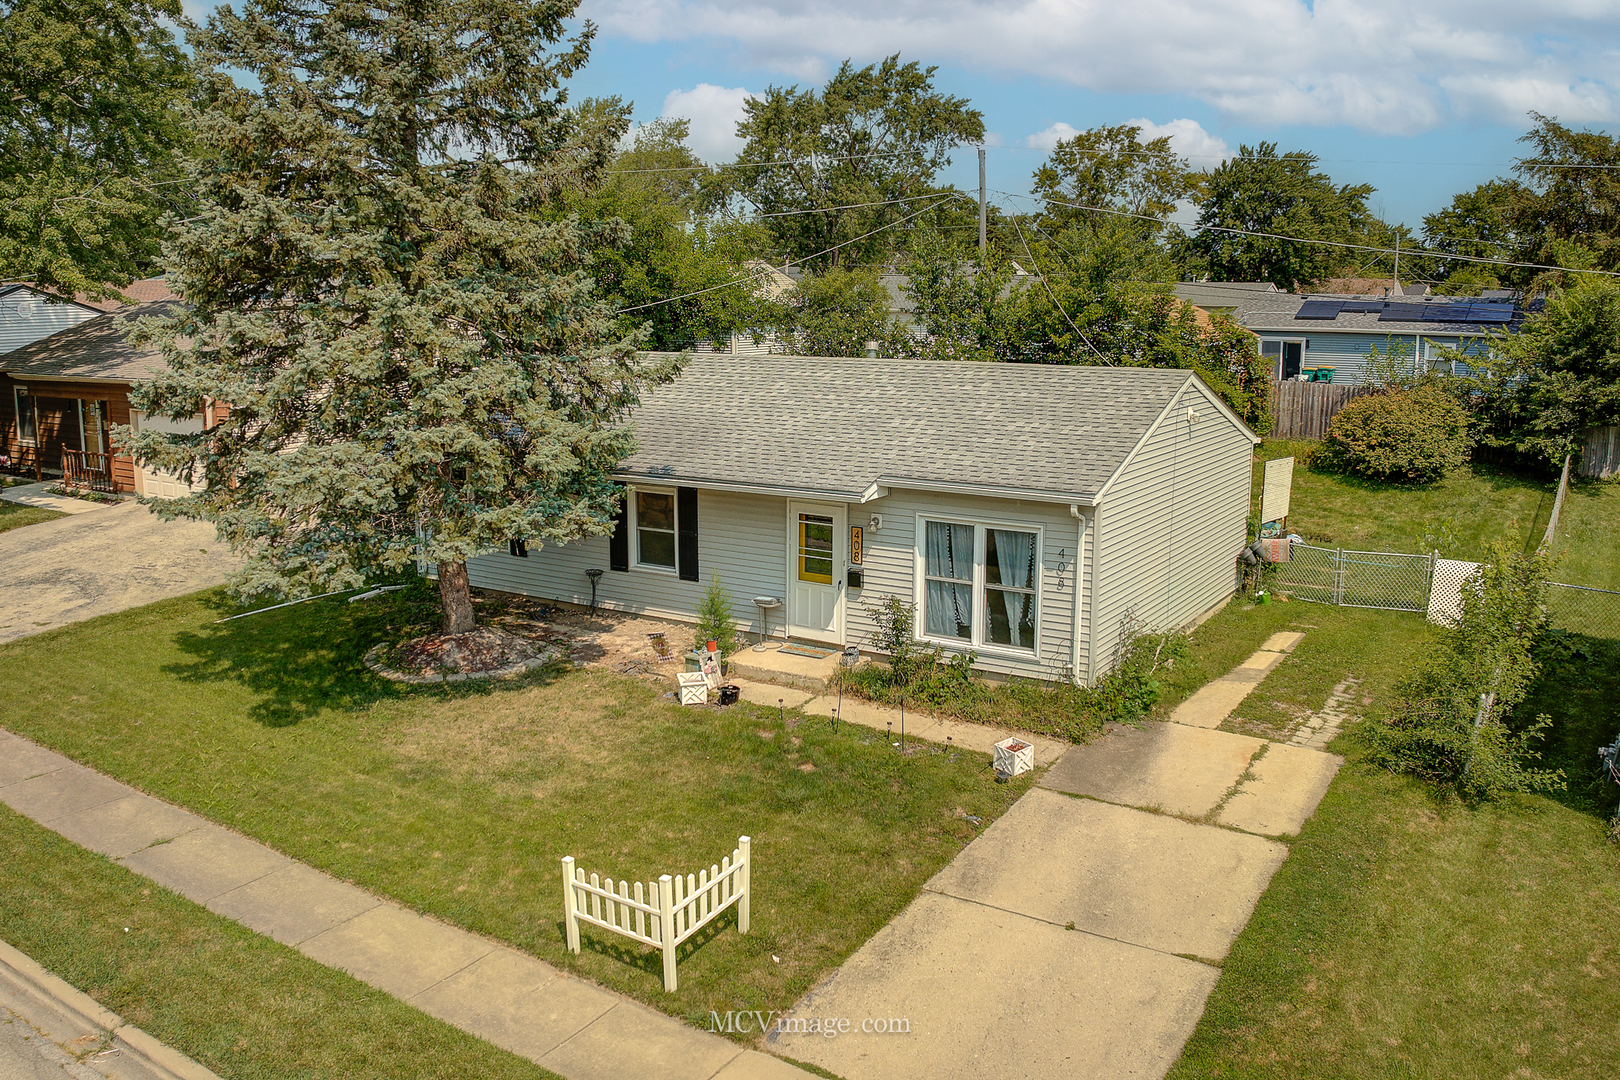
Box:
[130,410,205,499]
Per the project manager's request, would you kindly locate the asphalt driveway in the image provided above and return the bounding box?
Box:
[0,501,238,644]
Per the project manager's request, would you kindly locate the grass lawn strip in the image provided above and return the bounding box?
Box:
[1165,752,1620,1080]
[0,584,1033,1029]
[0,803,562,1080]
[0,501,66,533]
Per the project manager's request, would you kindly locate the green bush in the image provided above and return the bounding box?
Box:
[693,576,740,656]
[1366,544,1566,800]
[1321,383,1473,483]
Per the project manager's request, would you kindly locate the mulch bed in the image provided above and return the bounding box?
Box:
[364,627,557,685]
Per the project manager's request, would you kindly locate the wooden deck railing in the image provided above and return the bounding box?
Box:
[62,449,116,494]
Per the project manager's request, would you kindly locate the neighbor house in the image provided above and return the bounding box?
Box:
[0,298,215,497]
[1176,282,1522,385]
[465,355,1259,684]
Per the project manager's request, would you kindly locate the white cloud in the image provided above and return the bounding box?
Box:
[1024,117,1230,163]
[582,0,1620,133]
[1124,118,1231,163]
[660,84,758,162]
[1025,123,1082,152]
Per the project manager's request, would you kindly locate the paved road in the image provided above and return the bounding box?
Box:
[0,502,237,644]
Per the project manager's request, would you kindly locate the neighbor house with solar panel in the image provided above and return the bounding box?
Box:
[1176,282,1522,385]
[461,355,1260,685]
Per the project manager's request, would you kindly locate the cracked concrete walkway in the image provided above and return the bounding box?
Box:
[0,728,808,1080]
[770,630,1345,1080]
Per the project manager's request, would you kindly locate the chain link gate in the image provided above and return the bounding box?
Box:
[1273,544,1436,613]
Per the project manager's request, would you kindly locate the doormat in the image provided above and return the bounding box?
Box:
[777,642,841,659]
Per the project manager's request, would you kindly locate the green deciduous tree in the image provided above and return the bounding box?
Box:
[126,0,671,636]
[776,267,905,357]
[573,110,769,350]
[1511,113,1620,281]
[1421,179,1522,292]
[0,0,193,299]
[1032,123,1200,225]
[719,55,983,269]
[1186,142,1373,290]
[1466,277,1620,464]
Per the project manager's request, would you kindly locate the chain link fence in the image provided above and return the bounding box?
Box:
[1546,582,1620,643]
[1272,544,1435,613]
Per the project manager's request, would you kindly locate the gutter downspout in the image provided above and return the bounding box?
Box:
[1070,504,1088,685]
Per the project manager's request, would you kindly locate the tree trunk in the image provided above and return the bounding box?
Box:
[437,561,477,635]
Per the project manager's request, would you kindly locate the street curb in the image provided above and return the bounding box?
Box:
[0,936,223,1080]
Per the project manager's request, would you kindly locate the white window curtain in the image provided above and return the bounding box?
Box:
[986,528,1036,648]
[924,521,973,639]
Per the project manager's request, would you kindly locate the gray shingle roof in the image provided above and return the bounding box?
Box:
[619,355,1202,504]
[0,300,174,381]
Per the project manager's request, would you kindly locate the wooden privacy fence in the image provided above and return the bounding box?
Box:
[562,836,751,992]
[1268,382,1375,439]
[1579,426,1620,479]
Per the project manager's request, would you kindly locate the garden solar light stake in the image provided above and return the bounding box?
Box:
[585,568,603,613]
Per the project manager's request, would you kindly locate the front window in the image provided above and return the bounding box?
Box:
[920,520,1040,653]
[985,528,1037,649]
[798,513,834,584]
[924,521,974,640]
[14,387,35,445]
[635,489,676,569]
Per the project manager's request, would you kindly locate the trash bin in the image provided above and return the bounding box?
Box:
[1313,367,1335,382]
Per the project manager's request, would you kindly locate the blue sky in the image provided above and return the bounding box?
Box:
[566,0,1620,228]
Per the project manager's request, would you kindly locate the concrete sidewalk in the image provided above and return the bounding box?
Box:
[770,630,1344,1080]
[0,482,108,515]
[0,728,808,1080]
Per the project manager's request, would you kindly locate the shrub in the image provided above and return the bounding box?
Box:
[692,576,740,657]
[1321,384,1473,483]
[861,594,936,683]
[1366,544,1566,800]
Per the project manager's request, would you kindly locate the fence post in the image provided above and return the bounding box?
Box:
[738,836,751,935]
[561,856,580,954]
[1335,548,1344,606]
[658,873,678,992]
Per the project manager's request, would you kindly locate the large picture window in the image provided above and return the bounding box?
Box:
[635,489,677,570]
[918,518,1041,653]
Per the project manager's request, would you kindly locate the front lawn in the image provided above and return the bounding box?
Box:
[0,805,562,1080]
[0,500,66,533]
[0,583,1031,1028]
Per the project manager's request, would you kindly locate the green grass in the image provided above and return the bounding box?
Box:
[0,582,1032,1030]
[0,499,65,533]
[1166,749,1620,1080]
[0,804,561,1080]
[1255,440,1557,561]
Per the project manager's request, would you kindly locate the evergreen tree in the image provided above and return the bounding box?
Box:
[0,0,194,298]
[126,0,671,635]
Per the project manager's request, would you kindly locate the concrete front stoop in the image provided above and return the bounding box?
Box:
[723,646,841,693]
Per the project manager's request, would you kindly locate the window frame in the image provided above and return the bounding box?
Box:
[913,514,1044,658]
[13,386,35,446]
[631,485,679,574]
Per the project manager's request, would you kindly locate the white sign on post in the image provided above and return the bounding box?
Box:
[700,642,722,689]
[1261,456,1295,527]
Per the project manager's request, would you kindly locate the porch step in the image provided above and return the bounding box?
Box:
[725,645,842,693]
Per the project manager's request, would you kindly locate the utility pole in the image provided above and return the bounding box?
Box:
[1392,233,1401,293]
[978,145,987,261]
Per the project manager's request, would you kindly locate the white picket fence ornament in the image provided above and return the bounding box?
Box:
[562,836,751,992]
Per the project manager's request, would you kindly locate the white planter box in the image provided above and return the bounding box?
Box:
[993,737,1034,778]
[677,672,709,706]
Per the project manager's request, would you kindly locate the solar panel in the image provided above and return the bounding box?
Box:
[1378,303,1427,322]
[1424,305,1467,321]
[1466,305,1514,323]
[1339,300,1383,313]
[1295,300,1345,320]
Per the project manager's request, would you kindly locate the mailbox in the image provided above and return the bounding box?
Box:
[846,567,864,590]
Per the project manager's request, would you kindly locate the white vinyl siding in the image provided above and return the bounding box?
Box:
[466,489,784,638]
[850,491,1086,682]
[1088,380,1251,681]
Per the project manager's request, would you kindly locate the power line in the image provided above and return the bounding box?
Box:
[607,147,929,176]
[1007,208,1110,364]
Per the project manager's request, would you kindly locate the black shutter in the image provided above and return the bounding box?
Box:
[609,487,629,571]
[508,539,528,558]
[677,486,699,582]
